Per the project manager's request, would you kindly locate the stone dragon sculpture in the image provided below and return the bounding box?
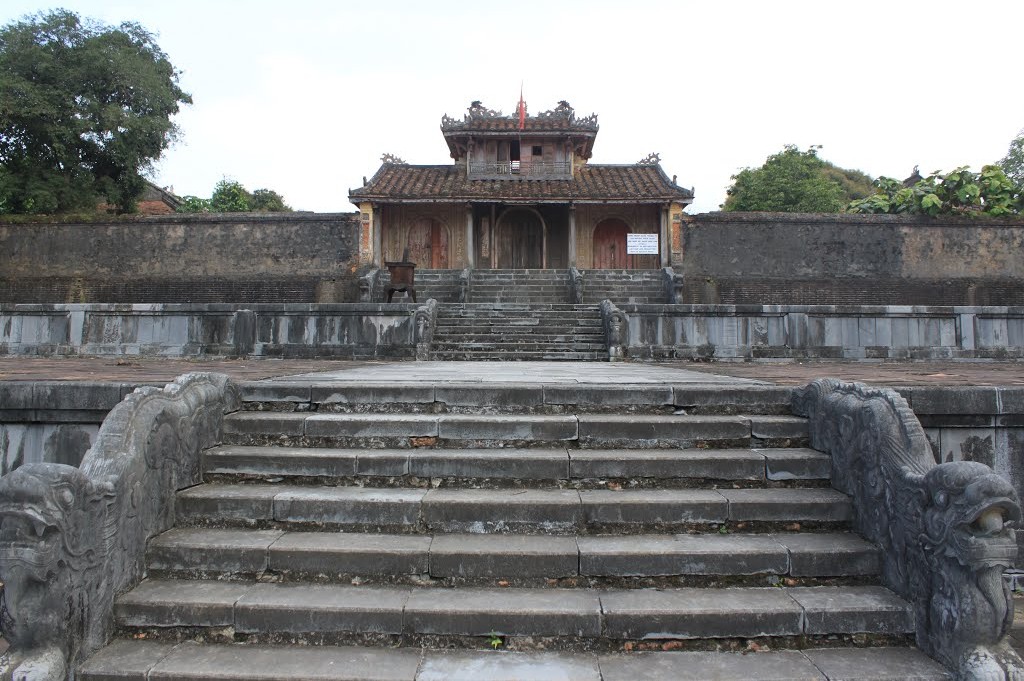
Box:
[792,379,1023,680]
[0,373,239,680]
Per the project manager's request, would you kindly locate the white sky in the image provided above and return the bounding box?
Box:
[3,0,1022,213]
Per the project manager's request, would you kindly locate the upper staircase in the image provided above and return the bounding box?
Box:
[79,376,949,680]
[578,269,666,304]
[467,269,570,305]
[429,304,606,361]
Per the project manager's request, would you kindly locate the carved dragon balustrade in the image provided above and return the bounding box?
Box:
[0,373,239,680]
[792,379,1023,680]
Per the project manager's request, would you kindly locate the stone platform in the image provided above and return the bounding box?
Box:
[2,356,1024,386]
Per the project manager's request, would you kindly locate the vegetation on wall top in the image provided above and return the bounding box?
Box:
[722,145,874,213]
[177,179,292,213]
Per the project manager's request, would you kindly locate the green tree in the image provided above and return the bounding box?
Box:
[1000,129,1024,186]
[250,188,291,212]
[722,146,866,213]
[209,179,251,212]
[180,179,292,213]
[848,166,1022,217]
[0,10,191,214]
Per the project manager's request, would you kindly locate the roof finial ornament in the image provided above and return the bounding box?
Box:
[636,152,661,166]
[381,153,407,165]
[466,101,503,119]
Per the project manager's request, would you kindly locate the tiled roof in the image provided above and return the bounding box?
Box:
[350,164,694,204]
[443,116,597,133]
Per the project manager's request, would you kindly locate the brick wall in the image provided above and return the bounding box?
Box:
[0,212,361,304]
[679,213,1024,306]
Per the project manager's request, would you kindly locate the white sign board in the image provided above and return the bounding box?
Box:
[626,233,659,255]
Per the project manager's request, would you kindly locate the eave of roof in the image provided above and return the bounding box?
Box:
[350,163,694,205]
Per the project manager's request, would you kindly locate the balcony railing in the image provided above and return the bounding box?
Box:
[468,160,572,180]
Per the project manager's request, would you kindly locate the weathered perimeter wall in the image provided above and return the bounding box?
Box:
[0,212,361,304]
[677,213,1024,305]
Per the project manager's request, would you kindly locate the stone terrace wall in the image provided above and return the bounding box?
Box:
[677,213,1024,305]
[0,212,361,304]
[0,303,421,359]
[622,304,1024,360]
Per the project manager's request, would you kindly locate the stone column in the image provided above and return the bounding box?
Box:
[659,204,669,268]
[490,204,497,269]
[465,204,476,269]
[372,206,383,267]
[568,204,577,268]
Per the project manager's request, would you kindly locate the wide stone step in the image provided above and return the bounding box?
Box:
[430,342,609,353]
[174,484,851,532]
[114,580,912,640]
[146,528,879,579]
[440,319,598,325]
[203,446,830,483]
[221,412,807,448]
[429,351,609,362]
[239,383,794,415]
[431,334,605,344]
[79,640,951,681]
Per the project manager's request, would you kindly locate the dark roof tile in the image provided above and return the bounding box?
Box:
[351,164,693,203]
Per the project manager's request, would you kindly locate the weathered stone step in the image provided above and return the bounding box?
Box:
[222,412,807,448]
[242,382,791,413]
[431,334,605,344]
[114,580,912,641]
[431,342,608,353]
[429,351,608,362]
[203,446,829,483]
[436,319,600,326]
[146,528,879,580]
[174,484,851,532]
[437,312,600,320]
[79,640,951,681]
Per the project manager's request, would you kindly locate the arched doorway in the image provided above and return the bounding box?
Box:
[592,219,657,269]
[497,208,545,269]
[406,217,449,268]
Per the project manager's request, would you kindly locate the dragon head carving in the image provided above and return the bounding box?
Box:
[0,463,112,650]
[922,461,1020,570]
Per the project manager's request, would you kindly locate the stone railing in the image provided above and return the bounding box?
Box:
[458,268,471,304]
[662,267,684,304]
[600,299,628,361]
[0,373,239,679]
[622,304,1024,361]
[569,267,584,304]
[792,379,1023,679]
[414,298,439,361]
[358,267,381,303]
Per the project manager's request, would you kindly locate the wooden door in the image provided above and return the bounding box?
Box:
[592,219,657,269]
[497,210,543,268]
[592,219,629,269]
[406,218,448,268]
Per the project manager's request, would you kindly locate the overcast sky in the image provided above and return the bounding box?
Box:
[3,0,1022,213]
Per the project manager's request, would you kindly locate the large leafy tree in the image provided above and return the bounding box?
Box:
[1000,129,1024,186]
[723,145,872,213]
[0,10,191,214]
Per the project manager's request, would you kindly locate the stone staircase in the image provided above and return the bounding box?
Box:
[429,304,606,361]
[79,379,948,680]
[467,269,570,304]
[578,269,666,304]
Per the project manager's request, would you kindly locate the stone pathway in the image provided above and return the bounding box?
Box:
[2,356,1024,386]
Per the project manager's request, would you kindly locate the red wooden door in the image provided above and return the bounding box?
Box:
[592,219,629,269]
[407,218,448,268]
